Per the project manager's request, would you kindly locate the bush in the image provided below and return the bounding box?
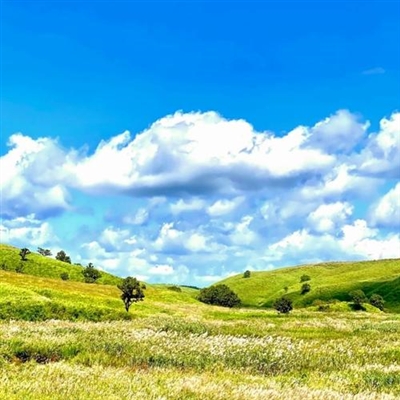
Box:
[300,274,311,282]
[370,294,385,311]
[15,263,24,273]
[198,284,241,308]
[349,289,367,310]
[301,283,311,295]
[60,272,69,281]
[273,297,293,314]
[167,285,182,292]
[243,270,251,278]
[56,250,71,264]
[82,263,101,283]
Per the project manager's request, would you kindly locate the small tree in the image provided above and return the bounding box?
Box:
[273,297,293,314]
[301,283,311,295]
[38,247,52,257]
[117,277,145,312]
[198,285,241,308]
[243,270,251,278]
[82,263,101,283]
[370,294,385,311]
[56,250,71,264]
[19,248,31,261]
[350,289,367,310]
[300,274,311,282]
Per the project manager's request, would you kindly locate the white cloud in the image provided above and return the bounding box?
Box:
[362,67,386,75]
[370,183,400,228]
[170,198,206,214]
[148,264,174,276]
[207,197,244,217]
[307,202,353,233]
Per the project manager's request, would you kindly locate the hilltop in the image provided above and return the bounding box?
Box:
[217,259,400,312]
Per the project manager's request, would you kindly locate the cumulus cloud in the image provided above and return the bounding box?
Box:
[370,183,400,228]
[2,109,400,285]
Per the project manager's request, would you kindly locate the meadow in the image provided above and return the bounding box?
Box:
[1,244,400,399]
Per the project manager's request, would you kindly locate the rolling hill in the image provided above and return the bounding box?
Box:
[217,258,400,312]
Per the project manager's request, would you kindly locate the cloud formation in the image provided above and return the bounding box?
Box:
[1,109,399,285]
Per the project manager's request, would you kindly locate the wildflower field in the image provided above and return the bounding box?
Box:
[1,309,399,399]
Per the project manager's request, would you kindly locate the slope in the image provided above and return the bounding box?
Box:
[217,259,400,312]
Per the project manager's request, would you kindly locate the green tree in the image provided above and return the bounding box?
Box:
[56,250,71,264]
[37,247,52,257]
[243,270,251,278]
[19,248,31,261]
[273,297,293,314]
[300,274,311,282]
[117,277,145,312]
[301,283,311,295]
[369,294,385,311]
[350,290,367,310]
[82,263,101,283]
[198,284,241,308]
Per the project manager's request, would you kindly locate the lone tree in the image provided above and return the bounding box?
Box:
[369,294,385,311]
[198,284,241,308]
[19,248,31,261]
[117,277,145,312]
[82,263,101,283]
[56,250,71,264]
[301,283,311,295]
[38,247,52,257]
[243,270,251,278]
[273,296,293,314]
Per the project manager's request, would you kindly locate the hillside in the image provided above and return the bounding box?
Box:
[217,259,400,312]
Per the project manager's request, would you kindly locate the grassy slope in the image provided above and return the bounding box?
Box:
[0,244,121,285]
[0,244,201,321]
[217,259,400,312]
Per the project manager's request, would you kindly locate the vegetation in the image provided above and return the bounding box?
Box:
[300,274,311,282]
[60,272,69,281]
[370,293,385,311]
[273,297,293,314]
[37,247,52,257]
[82,263,102,283]
[55,250,71,264]
[243,270,251,278]
[198,285,241,308]
[350,289,368,310]
[301,282,311,294]
[217,259,400,312]
[117,277,145,312]
[19,248,31,261]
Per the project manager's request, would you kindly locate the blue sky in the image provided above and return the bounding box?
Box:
[1,1,399,285]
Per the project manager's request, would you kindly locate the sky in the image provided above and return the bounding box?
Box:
[1,1,400,286]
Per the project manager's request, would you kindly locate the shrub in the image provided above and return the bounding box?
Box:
[198,284,241,308]
[301,283,311,295]
[56,250,71,264]
[273,297,293,314]
[300,274,311,282]
[60,272,69,281]
[349,289,367,310]
[15,263,25,273]
[82,263,101,283]
[370,294,385,311]
[243,270,251,278]
[167,285,182,292]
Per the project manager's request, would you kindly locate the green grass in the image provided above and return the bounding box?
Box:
[0,244,121,285]
[217,259,400,312]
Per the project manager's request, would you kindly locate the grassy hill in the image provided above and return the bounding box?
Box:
[217,259,400,312]
[0,244,201,321]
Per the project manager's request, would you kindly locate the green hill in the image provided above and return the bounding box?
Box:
[0,244,201,321]
[217,259,400,312]
[0,244,121,285]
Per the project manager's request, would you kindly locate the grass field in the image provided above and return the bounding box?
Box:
[218,259,400,312]
[1,243,400,398]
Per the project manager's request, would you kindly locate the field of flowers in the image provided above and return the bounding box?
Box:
[1,309,399,399]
